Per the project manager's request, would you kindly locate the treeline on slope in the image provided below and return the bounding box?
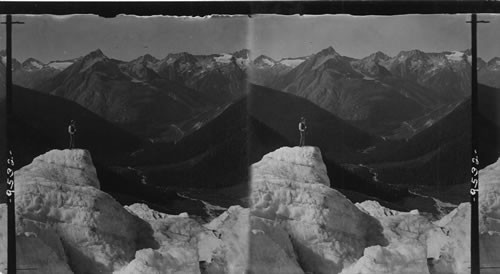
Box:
[363,98,471,187]
[10,85,181,206]
[16,81,475,208]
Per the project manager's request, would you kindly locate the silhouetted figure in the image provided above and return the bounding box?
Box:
[298,117,307,147]
[68,120,77,149]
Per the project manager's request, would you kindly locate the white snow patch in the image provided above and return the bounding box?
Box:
[446,51,464,62]
[261,57,275,66]
[214,53,233,64]
[30,60,44,69]
[279,58,305,68]
[48,61,74,70]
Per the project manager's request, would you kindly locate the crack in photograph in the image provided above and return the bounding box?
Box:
[0,11,487,274]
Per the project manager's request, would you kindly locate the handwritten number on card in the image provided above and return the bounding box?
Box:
[6,150,14,199]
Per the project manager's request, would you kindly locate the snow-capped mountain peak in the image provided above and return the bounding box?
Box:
[214,53,233,64]
[396,49,428,62]
[253,55,276,68]
[85,49,107,60]
[317,46,338,56]
[445,51,466,62]
[232,49,250,59]
[369,51,390,62]
[278,57,308,68]
[487,57,500,66]
[232,49,251,69]
[79,49,110,72]
[22,58,45,71]
[0,49,22,69]
[486,57,500,71]
[134,53,158,64]
[163,52,197,66]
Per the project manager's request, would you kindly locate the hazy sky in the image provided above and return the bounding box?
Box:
[478,14,500,62]
[2,14,499,63]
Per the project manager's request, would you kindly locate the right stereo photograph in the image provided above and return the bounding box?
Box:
[246,14,472,274]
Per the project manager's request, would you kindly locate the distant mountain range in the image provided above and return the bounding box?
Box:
[2,49,250,140]
[478,57,500,89]
[1,46,477,204]
[3,46,488,140]
[249,47,477,137]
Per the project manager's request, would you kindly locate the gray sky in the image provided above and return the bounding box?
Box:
[252,14,470,59]
[2,14,499,63]
[478,14,500,62]
[7,14,250,63]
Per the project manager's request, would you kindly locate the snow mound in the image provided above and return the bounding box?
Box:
[479,158,500,269]
[249,216,304,274]
[16,149,100,188]
[344,202,470,274]
[204,206,250,273]
[1,204,75,274]
[6,147,473,274]
[428,203,470,274]
[118,203,204,274]
[254,146,330,187]
[14,149,151,273]
[356,200,419,217]
[479,158,500,233]
[251,146,387,273]
[250,146,470,274]
[12,149,223,274]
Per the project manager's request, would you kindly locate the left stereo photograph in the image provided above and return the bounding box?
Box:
[2,14,251,273]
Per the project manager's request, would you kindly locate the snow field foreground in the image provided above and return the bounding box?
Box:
[0,149,244,274]
[479,158,500,270]
[250,146,470,274]
[0,147,471,273]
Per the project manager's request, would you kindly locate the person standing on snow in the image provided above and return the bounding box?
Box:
[298,117,307,147]
[68,120,77,149]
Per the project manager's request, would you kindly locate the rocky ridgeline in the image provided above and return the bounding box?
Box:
[0,147,476,273]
